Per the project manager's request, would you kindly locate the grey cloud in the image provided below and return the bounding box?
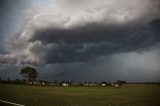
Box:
[0,64,22,79]
[1,49,160,82]
[2,0,159,65]
[2,18,160,65]
[0,45,7,54]
[1,0,160,82]
[26,18,160,64]
[38,49,160,82]
[0,0,34,58]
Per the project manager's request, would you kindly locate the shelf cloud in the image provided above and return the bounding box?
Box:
[0,0,160,81]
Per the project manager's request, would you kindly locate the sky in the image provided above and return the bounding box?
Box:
[0,0,160,82]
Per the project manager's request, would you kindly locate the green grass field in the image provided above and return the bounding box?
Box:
[0,84,160,106]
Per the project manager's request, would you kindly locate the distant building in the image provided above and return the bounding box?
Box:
[101,84,106,86]
[114,84,119,87]
[62,83,68,86]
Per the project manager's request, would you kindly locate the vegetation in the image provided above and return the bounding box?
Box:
[0,73,159,105]
[20,67,38,84]
[116,80,126,86]
[0,84,160,106]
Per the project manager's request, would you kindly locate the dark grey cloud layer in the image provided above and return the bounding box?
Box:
[38,50,160,82]
[29,19,160,64]
[0,0,160,81]
[1,0,159,65]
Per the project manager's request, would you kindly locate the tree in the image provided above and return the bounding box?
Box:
[116,80,126,86]
[20,67,38,84]
[54,80,59,86]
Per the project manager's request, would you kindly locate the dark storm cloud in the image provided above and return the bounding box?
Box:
[38,50,160,82]
[31,24,132,44]
[28,19,160,64]
[1,0,160,82]
[1,0,159,65]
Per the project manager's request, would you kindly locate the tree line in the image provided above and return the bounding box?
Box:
[0,66,129,86]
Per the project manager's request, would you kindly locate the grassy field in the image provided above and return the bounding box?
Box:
[0,84,160,106]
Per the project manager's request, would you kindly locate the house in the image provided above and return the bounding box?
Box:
[83,83,89,86]
[114,84,119,87]
[62,83,68,86]
[101,84,106,86]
